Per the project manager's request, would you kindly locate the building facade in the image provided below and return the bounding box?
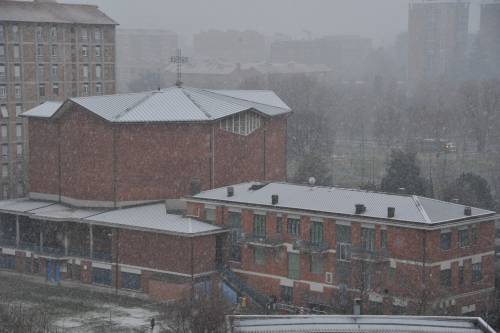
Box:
[0,0,117,199]
[186,182,497,317]
[408,0,470,91]
[478,1,500,79]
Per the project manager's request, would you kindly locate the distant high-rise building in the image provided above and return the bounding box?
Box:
[408,0,470,91]
[0,0,117,199]
[116,29,178,93]
[478,1,500,79]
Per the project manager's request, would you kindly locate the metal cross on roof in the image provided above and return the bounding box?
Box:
[170,48,189,87]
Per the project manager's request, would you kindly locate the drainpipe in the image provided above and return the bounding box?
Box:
[112,125,118,208]
[57,121,62,202]
[263,126,267,181]
[210,124,215,189]
[190,237,194,299]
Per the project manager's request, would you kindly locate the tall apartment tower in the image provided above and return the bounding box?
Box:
[0,0,117,199]
[408,0,470,91]
[479,1,500,79]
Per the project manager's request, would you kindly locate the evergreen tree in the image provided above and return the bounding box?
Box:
[380,149,427,195]
[443,173,495,210]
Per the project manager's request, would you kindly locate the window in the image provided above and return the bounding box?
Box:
[380,229,388,249]
[51,45,58,57]
[336,224,352,261]
[15,105,21,117]
[12,25,19,41]
[253,247,265,265]
[253,214,266,238]
[37,64,44,79]
[2,164,8,178]
[2,184,8,199]
[82,45,88,57]
[310,254,323,274]
[83,83,89,96]
[95,64,102,79]
[1,144,7,157]
[0,26,3,41]
[281,286,293,303]
[276,216,283,233]
[37,44,43,57]
[310,221,323,245]
[92,267,111,286]
[51,65,58,79]
[228,212,242,261]
[288,253,300,280]
[13,45,19,59]
[120,272,141,290]
[0,86,5,98]
[440,269,451,288]
[15,85,21,98]
[471,225,477,245]
[50,27,57,41]
[52,83,59,96]
[94,29,102,41]
[459,265,464,286]
[459,229,469,248]
[287,218,300,236]
[219,111,261,136]
[1,125,7,139]
[362,268,372,290]
[81,28,88,40]
[0,105,7,118]
[361,227,375,252]
[0,64,5,77]
[472,263,482,282]
[96,83,102,95]
[36,26,43,42]
[14,64,21,79]
[205,208,216,224]
[16,124,22,138]
[95,45,101,57]
[39,84,45,97]
[16,143,22,157]
[440,231,451,250]
[0,45,4,57]
[83,65,89,78]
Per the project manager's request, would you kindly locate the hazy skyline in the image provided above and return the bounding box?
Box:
[62,0,482,47]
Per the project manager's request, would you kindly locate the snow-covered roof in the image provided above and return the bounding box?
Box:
[191,182,496,226]
[228,315,496,333]
[0,0,117,25]
[21,86,291,122]
[0,199,223,236]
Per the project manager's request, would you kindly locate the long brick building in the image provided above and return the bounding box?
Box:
[186,182,497,317]
[0,86,291,299]
[0,0,117,199]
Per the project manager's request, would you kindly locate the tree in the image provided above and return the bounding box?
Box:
[293,151,332,186]
[442,173,495,210]
[380,149,427,195]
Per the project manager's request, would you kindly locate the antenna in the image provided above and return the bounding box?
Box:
[170,48,188,87]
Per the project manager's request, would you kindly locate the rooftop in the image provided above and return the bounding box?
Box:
[0,0,117,25]
[227,315,496,333]
[0,199,224,236]
[190,182,496,226]
[21,86,291,123]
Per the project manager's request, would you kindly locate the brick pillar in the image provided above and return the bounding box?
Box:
[80,260,92,284]
[15,251,25,273]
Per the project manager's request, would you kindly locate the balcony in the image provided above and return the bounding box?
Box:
[351,246,389,262]
[241,233,286,248]
[293,239,330,254]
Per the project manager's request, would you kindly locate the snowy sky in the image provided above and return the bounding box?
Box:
[61,0,482,47]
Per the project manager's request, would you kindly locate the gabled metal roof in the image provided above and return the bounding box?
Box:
[21,86,291,123]
[190,182,496,226]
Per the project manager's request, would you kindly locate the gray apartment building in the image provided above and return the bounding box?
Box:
[478,0,500,79]
[0,0,117,199]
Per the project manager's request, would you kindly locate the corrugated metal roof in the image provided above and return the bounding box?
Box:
[22,86,291,123]
[228,315,495,333]
[191,182,495,225]
[0,0,117,25]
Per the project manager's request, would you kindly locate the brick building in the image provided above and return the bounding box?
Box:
[0,0,117,199]
[186,182,497,316]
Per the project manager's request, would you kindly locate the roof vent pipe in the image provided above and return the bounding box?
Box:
[388,207,395,218]
[355,204,366,214]
[464,206,472,216]
[271,194,279,205]
[227,186,234,197]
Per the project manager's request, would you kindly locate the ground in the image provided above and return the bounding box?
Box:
[0,270,166,332]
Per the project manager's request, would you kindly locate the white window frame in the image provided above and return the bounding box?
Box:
[50,26,57,41]
[0,105,7,118]
[51,45,58,57]
[83,83,89,96]
[0,64,5,77]
[83,65,89,78]
[0,45,4,57]
[16,124,22,138]
[14,64,21,79]
[95,64,102,79]
[1,124,7,139]
[52,83,59,96]
[15,104,21,117]
[36,26,43,42]
[16,143,23,157]
[14,85,21,98]
[1,144,7,157]
[82,45,88,57]
[95,45,101,57]
[13,45,19,59]
[95,83,102,95]
[0,86,6,98]
[51,64,58,78]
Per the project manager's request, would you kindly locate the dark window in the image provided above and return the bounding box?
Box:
[92,267,112,286]
[472,263,482,282]
[288,253,300,280]
[440,232,451,250]
[287,218,300,236]
[459,265,464,285]
[38,84,45,97]
[380,229,388,249]
[228,212,241,261]
[253,247,265,265]
[471,225,477,245]
[121,272,141,290]
[0,254,15,269]
[253,214,266,238]
[280,286,293,303]
[276,216,283,233]
[459,229,469,248]
[336,224,352,261]
[361,228,375,252]
[310,254,322,275]
[440,269,451,288]
[310,222,323,245]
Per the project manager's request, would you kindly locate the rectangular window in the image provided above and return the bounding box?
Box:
[310,221,323,245]
[39,84,45,97]
[276,216,283,233]
[81,28,88,40]
[287,218,300,236]
[16,143,22,157]
[0,86,5,98]
[82,45,88,57]
[380,229,388,249]
[2,164,8,178]
[38,64,44,79]
[440,231,451,250]
[459,229,469,248]
[95,29,102,41]
[51,45,58,57]
[281,286,293,303]
[1,124,7,139]
[310,254,322,274]
[205,208,216,224]
[13,45,19,59]
[96,83,102,95]
[50,27,57,41]
[83,65,89,78]
[253,247,265,265]
[95,45,101,57]
[472,263,482,282]
[95,64,102,79]
[15,104,21,117]
[2,144,7,157]
[336,224,352,261]
[52,83,59,96]
[0,26,3,41]
[37,44,43,57]
[16,124,21,138]
[253,214,266,238]
[92,267,112,286]
[15,85,21,98]
[0,64,4,77]
[0,105,7,118]
[228,212,242,261]
[12,25,18,41]
[440,269,451,288]
[36,26,43,41]
[83,83,89,96]
[14,65,20,79]
[361,228,375,252]
[288,253,300,280]
[120,272,141,290]
[51,64,58,79]
[459,265,464,286]
[471,225,477,245]
[0,45,4,57]
[2,184,8,199]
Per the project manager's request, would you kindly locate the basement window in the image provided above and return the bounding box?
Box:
[120,272,141,290]
[219,111,261,136]
[92,267,112,286]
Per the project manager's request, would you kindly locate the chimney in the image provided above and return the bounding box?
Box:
[355,204,366,214]
[271,194,279,205]
[227,186,234,197]
[388,207,395,218]
[464,206,472,216]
